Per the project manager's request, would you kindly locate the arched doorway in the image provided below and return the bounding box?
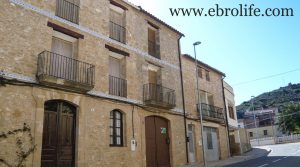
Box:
[145,116,171,167]
[41,100,76,167]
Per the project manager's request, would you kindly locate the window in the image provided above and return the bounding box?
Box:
[197,67,203,78]
[110,110,123,146]
[264,130,268,136]
[56,0,79,24]
[228,106,235,119]
[249,132,253,137]
[110,4,126,43]
[205,70,210,81]
[199,90,214,106]
[207,131,213,149]
[148,26,160,58]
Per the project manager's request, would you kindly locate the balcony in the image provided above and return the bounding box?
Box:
[109,75,127,97]
[198,103,225,123]
[143,83,176,109]
[56,0,79,24]
[109,21,126,43]
[37,51,95,92]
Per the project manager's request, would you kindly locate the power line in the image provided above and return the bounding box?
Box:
[234,69,300,86]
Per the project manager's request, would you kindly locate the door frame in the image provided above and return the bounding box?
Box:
[203,126,220,161]
[144,115,172,167]
[41,99,79,167]
[187,124,196,163]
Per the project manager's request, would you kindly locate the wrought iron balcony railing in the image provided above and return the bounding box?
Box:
[143,83,176,109]
[37,51,95,91]
[56,0,79,24]
[109,21,126,43]
[198,103,224,122]
[109,75,127,97]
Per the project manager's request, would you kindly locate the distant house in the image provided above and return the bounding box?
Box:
[243,108,283,139]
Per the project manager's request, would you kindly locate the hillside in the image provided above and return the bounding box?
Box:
[236,83,300,119]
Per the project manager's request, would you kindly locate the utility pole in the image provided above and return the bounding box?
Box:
[193,41,207,167]
[269,111,276,143]
[251,96,259,146]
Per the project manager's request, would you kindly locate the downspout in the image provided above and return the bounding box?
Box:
[177,35,189,163]
[221,76,232,157]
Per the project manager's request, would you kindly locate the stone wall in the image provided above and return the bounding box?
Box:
[0,85,186,167]
[224,81,238,128]
[0,0,187,166]
[0,0,183,110]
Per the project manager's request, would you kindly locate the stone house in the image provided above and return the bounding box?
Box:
[244,108,281,139]
[181,54,230,163]
[223,81,251,155]
[0,0,188,166]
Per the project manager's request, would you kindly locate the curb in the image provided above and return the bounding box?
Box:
[212,148,272,167]
[181,148,272,167]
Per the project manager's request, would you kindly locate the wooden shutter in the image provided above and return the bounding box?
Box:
[109,57,121,77]
[51,37,73,58]
[207,94,214,106]
[148,70,157,84]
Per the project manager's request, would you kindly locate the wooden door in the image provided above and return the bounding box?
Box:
[41,101,76,167]
[145,116,170,167]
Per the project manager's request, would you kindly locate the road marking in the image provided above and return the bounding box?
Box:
[283,156,288,159]
[258,164,268,167]
[272,159,282,163]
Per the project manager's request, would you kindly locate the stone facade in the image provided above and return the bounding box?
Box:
[0,0,187,166]
[0,0,234,166]
[223,81,241,155]
[181,54,230,162]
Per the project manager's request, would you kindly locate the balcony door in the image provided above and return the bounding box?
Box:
[110,4,125,43]
[51,33,76,81]
[148,70,158,84]
[109,56,126,97]
[109,57,121,78]
[199,90,215,116]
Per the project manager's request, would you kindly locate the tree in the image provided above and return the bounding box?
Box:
[278,103,300,134]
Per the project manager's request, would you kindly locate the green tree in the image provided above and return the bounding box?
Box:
[278,103,300,134]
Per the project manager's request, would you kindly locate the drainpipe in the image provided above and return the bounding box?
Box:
[177,35,189,164]
[221,77,232,157]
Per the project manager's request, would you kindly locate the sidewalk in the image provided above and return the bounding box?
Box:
[182,146,272,167]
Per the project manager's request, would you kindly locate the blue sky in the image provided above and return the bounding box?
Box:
[128,0,300,105]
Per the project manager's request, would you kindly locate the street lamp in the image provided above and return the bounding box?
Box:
[193,41,207,167]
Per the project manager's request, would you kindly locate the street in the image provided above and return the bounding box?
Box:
[225,142,300,167]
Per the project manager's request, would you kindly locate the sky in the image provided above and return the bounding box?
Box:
[128,0,300,105]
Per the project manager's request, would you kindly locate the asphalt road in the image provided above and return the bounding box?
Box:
[225,143,300,167]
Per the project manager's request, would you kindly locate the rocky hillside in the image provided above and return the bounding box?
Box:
[236,83,300,119]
